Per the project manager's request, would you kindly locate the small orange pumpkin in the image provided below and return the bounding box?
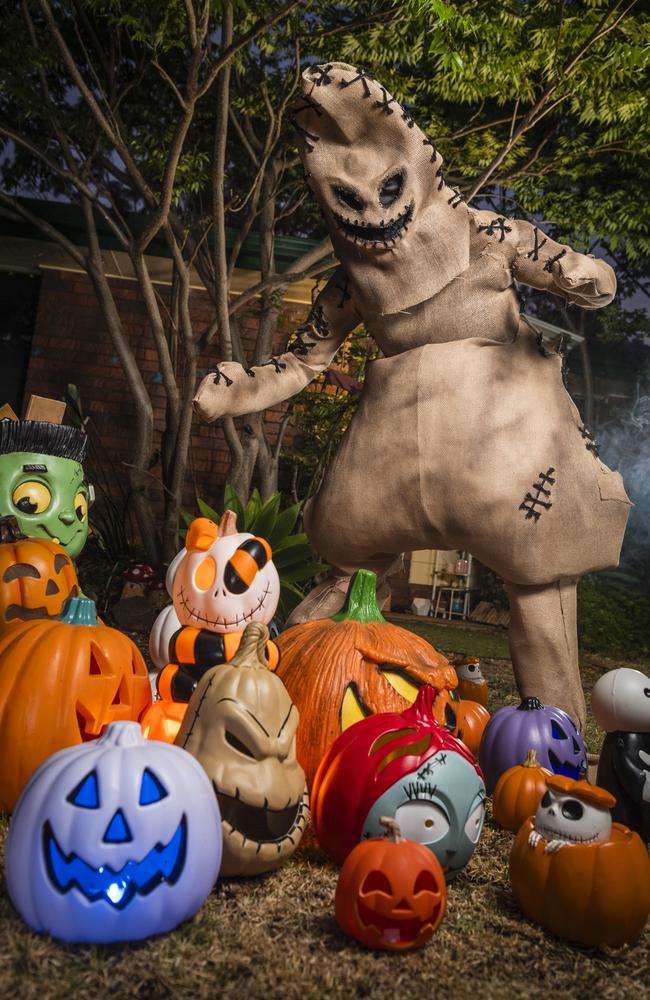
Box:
[0,515,79,624]
[493,749,552,832]
[454,699,490,755]
[274,570,457,789]
[335,816,447,951]
[509,777,650,947]
[0,597,152,811]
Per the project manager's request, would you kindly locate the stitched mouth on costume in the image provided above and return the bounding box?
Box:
[43,816,187,908]
[214,783,305,844]
[332,201,414,246]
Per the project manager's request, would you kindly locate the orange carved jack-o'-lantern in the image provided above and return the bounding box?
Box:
[335,816,447,951]
[0,597,151,811]
[274,570,457,789]
[0,515,79,624]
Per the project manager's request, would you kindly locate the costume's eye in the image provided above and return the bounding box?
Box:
[67,770,100,809]
[561,799,584,821]
[12,481,52,516]
[224,538,270,594]
[74,491,88,522]
[225,730,257,759]
[464,800,485,844]
[332,185,364,213]
[540,790,553,808]
[379,172,403,208]
[394,801,450,844]
[139,768,168,805]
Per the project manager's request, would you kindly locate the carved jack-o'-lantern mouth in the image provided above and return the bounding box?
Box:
[177,583,271,629]
[42,816,188,909]
[355,898,439,945]
[332,201,414,247]
[214,783,307,845]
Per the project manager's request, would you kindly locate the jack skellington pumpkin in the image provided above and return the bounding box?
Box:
[194,61,630,731]
[176,621,309,876]
[509,775,650,946]
[142,513,280,743]
[5,722,222,943]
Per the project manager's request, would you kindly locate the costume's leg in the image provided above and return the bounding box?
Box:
[504,577,585,729]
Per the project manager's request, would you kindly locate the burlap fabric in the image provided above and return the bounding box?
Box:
[193,62,630,728]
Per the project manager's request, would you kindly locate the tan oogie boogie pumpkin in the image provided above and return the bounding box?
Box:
[194,60,631,731]
[176,621,308,876]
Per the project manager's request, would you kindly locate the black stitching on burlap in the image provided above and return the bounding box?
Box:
[211,366,233,387]
[448,189,463,208]
[478,217,512,242]
[526,227,547,261]
[544,248,567,273]
[262,357,287,374]
[519,468,556,521]
[339,67,376,97]
[335,274,351,309]
[291,118,320,153]
[309,64,333,87]
[422,136,438,162]
[294,95,323,118]
[375,87,397,114]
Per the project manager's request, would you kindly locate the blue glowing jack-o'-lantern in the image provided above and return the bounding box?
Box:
[5,721,222,943]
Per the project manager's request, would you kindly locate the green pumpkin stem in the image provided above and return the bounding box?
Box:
[331,569,385,624]
[58,596,98,626]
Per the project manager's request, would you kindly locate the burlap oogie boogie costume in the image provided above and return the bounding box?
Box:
[194,62,631,729]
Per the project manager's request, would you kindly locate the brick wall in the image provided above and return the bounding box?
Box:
[23,269,308,526]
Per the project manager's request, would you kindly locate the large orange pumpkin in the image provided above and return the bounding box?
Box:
[0,515,79,624]
[0,597,151,811]
[274,570,457,789]
[509,777,650,947]
[492,749,552,832]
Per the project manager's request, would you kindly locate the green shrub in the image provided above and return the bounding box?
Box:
[577,577,650,658]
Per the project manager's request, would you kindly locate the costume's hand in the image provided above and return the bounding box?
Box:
[543,838,567,854]
[528,829,542,848]
[553,257,616,309]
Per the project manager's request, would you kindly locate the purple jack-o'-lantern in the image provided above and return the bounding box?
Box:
[479,697,586,793]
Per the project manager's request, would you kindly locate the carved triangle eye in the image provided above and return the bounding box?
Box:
[139,768,168,805]
[67,770,100,809]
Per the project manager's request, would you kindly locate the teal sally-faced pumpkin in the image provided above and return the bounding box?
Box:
[0,420,90,560]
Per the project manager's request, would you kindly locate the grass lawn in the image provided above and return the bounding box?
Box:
[0,618,648,999]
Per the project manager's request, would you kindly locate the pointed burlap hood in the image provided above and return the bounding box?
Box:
[294,61,470,314]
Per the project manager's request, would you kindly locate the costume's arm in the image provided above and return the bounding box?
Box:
[193,269,360,422]
[510,218,616,308]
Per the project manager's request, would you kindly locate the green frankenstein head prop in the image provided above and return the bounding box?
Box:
[0,421,90,559]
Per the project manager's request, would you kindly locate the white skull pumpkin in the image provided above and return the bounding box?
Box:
[176,621,309,876]
[591,667,650,734]
[529,776,613,854]
[5,722,222,943]
[172,514,280,634]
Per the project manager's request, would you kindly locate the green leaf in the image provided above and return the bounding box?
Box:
[249,492,281,540]
[197,497,221,523]
[280,562,328,584]
[243,488,263,531]
[180,508,194,528]
[223,484,245,529]
[267,501,303,547]
[272,543,315,570]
